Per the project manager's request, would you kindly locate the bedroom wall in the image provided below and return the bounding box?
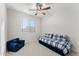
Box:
[41,4,79,52]
[7,8,41,43]
[0,7,1,55]
[0,3,7,56]
[74,4,79,53]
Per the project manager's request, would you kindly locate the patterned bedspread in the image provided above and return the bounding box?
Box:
[39,33,72,55]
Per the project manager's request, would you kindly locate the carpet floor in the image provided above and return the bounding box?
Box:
[6,41,79,56]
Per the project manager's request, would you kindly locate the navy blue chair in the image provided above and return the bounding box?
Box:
[7,38,25,52]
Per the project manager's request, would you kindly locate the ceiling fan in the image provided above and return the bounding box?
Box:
[29,3,51,16]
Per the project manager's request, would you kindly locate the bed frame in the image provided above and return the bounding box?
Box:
[39,40,69,56]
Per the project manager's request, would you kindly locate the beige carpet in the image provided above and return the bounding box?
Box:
[6,40,79,56]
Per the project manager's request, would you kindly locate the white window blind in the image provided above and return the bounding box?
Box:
[21,17,35,32]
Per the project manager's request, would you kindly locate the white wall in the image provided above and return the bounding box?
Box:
[0,7,1,55]
[74,4,79,53]
[7,8,41,43]
[0,3,7,56]
[41,4,79,52]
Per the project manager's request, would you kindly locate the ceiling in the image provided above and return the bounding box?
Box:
[6,3,56,18]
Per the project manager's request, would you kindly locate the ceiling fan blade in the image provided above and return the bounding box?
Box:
[35,13,37,15]
[42,7,51,10]
[35,12,46,16]
[36,3,42,10]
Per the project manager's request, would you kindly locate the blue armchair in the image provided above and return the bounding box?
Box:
[7,38,25,52]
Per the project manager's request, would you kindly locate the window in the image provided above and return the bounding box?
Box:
[21,17,35,32]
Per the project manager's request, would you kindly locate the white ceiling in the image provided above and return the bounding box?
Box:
[6,3,56,18]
